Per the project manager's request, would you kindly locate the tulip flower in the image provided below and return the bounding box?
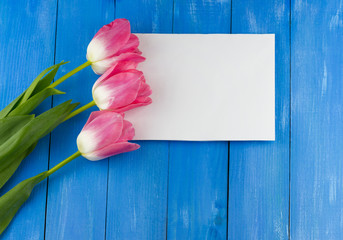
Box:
[86,19,145,74]
[90,65,152,112]
[64,62,152,121]
[77,111,140,161]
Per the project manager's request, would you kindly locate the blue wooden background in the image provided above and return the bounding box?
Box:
[0,0,341,239]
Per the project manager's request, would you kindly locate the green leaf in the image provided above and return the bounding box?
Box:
[0,61,68,119]
[8,88,64,116]
[0,171,47,235]
[20,61,67,104]
[0,143,37,189]
[32,61,68,95]
[19,66,56,105]
[0,115,34,146]
[0,94,24,119]
[0,100,79,165]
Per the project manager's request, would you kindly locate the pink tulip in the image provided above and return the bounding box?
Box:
[92,65,152,112]
[77,111,140,161]
[87,19,145,75]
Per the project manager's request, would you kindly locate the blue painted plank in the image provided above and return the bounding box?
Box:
[44,1,114,239]
[167,142,228,240]
[167,1,231,239]
[105,1,173,239]
[0,0,57,239]
[228,1,290,239]
[290,1,343,238]
[116,0,173,34]
[173,0,231,33]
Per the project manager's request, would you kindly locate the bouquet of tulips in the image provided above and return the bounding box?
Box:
[0,19,152,234]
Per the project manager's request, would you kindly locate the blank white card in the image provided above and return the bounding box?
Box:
[125,34,275,141]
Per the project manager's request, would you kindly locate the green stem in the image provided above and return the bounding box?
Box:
[47,151,81,176]
[64,100,96,121]
[49,61,92,89]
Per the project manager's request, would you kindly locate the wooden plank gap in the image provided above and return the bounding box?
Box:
[43,1,60,239]
[288,0,292,239]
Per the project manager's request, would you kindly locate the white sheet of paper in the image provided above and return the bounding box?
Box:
[125,34,275,141]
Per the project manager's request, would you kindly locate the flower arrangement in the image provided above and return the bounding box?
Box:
[0,19,151,234]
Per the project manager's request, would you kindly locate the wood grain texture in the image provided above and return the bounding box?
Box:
[0,1,57,239]
[167,142,228,240]
[228,0,290,239]
[44,0,114,239]
[105,1,173,239]
[4,0,343,239]
[290,0,343,238]
[167,1,230,239]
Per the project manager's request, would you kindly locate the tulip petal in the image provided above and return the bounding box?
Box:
[135,96,153,104]
[90,59,117,75]
[115,52,146,62]
[115,98,152,112]
[77,111,124,154]
[84,142,140,161]
[92,71,143,110]
[82,111,106,128]
[137,81,152,98]
[90,53,145,75]
[92,60,140,88]
[87,19,131,63]
[116,34,140,55]
[93,19,126,38]
[133,48,142,55]
[111,61,140,74]
[117,120,135,142]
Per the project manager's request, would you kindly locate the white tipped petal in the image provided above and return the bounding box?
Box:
[86,38,108,63]
[92,84,114,110]
[82,152,102,161]
[76,130,98,154]
[90,58,117,75]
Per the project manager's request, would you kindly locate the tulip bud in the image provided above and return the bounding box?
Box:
[87,19,145,75]
[77,111,140,161]
[92,67,152,112]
